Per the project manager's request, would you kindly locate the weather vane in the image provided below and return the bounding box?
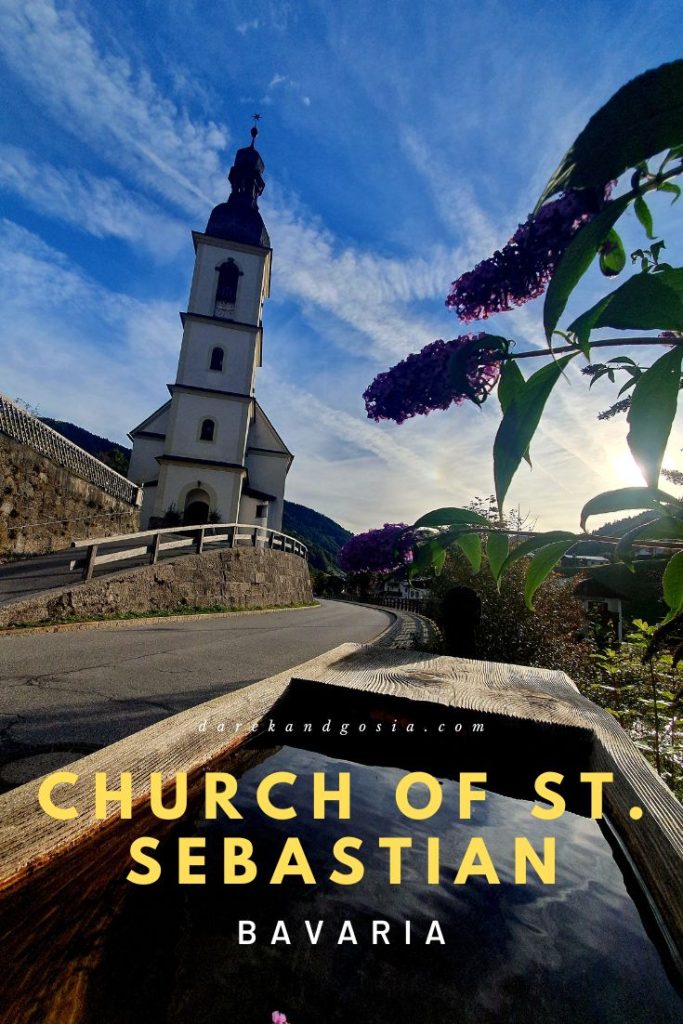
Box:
[252,113,262,123]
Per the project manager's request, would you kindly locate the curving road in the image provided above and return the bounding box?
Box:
[0,600,391,790]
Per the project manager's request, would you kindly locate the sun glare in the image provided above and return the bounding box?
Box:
[610,451,646,488]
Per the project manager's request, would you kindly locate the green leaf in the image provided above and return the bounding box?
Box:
[524,540,579,609]
[497,360,532,466]
[493,355,576,512]
[627,345,683,486]
[487,532,509,582]
[456,533,482,574]
[615,515,683,567]
[498,530,578,576]
[658,181,681,203]
[617,376,638,397]
[569,269,683,341]
[543,195,631,342]
[588,365,610,388]
[414,507,491,529]
[536,60,683,206]
[580,486,683,530]
[432,548,447,575]
[599,228,626,276]
[477,333,516,354]
[651,240,667,263]
[497,359,525,414]
[663,550,683,618]
[409,538,447,578]
[634,196,655,239]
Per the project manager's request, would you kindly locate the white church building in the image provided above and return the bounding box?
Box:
[127,127,292,531]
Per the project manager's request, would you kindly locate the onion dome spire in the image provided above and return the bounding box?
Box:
[205,120,270,248]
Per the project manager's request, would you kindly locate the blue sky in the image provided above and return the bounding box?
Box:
[1,0,682,532]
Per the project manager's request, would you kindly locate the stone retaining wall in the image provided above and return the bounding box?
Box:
[0,435,139,557]
[0,546,312,627]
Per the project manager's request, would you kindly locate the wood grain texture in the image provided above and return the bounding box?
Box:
[0,641,681,965]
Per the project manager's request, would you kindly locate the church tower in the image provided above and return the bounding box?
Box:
[128,127,293,530]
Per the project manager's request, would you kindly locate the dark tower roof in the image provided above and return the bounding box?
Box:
[205,126,271,248]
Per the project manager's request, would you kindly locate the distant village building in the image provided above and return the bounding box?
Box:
[128,127,292,529]
[380,579,430,603]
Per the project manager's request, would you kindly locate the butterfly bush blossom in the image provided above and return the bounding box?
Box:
[446,186,613,322]
[363,334,503,424]
[339,523,414,574]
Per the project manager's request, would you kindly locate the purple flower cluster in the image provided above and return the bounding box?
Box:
[363,334,503,424]
[446,187,611,322]
[339,523,414,575]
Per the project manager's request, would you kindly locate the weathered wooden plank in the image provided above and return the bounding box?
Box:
[93,545,149,566]
[0,643,680,960]
[157,538,194,553]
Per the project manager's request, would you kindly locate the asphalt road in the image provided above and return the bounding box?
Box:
[0,600,391,789]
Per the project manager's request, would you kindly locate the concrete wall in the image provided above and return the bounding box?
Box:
[0,435,139,557]
[0,547,312,627]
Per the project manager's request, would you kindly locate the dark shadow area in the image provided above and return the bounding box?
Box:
[439,585,481,657]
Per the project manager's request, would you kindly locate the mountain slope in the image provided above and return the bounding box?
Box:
[41,418,130,462]
[282,501,352,574]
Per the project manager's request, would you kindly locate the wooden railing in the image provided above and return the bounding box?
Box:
[70,523,308,581]
[0,392,142,507]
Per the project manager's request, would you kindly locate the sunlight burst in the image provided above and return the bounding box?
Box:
[610,450,646,488]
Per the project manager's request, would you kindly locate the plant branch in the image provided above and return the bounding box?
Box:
[424,525,683,552]
[508,337,683,360]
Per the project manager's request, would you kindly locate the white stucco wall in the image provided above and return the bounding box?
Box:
[175,319,259,395]
[245,449,289,530]
[152,462,242,523]
[138,483,158,529]
[165,392,251,465]
[128,434,164,486]
[187,237,269,326]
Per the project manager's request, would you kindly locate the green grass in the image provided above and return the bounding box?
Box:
[2,600,319,630]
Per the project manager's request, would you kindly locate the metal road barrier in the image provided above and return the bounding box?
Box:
[0,392,142,507]
[70,523,308,581]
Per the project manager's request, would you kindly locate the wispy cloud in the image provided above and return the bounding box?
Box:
[262,71,312,107]
[266,187,457,360]
[0,0,228,212]
[2,0,680,536]
[236,18,259,35]
[0,145,186,257]
[0,219,180,439]
[400,125,501,257]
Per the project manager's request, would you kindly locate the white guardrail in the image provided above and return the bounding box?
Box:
[0,392,142,507]
[70,522,308,581]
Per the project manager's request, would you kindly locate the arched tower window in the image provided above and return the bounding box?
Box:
[209,346,224,372]
[199,418,215,442]
[214,259,242,318]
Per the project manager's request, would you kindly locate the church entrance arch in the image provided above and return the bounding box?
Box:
[183,488,211,525]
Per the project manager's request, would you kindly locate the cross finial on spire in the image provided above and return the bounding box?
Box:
[250,113,261,145]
